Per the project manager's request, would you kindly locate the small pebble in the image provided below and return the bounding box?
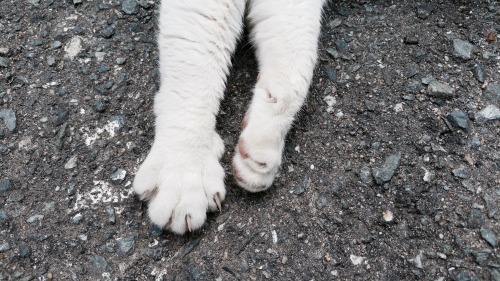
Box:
[447,110,470,131]
[480,227,498,247]
[116,57,126,65]
[472,64,485,83]
[0,242,11,253]
[122,0,138,14]
[117,236,135,255]
[427,81,454,99]
[0,178,12,193]
[453,39,474,60]
[372,152,402,184]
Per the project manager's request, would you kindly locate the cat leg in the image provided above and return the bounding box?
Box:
[134,0,246,234]
[233,0,325,192]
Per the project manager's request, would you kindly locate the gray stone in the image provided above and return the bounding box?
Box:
[90,255,109,271]
[468,135,481,148]
[417,5,433,19]
[47,56,55,66]
[357,165,372,183]
[0,209,7,223]
[71,213,84,224]
[372,152,401,184]
[64,156,77,169]
[405,80,422,93]
[0,57,9,67]
[100,26,115,39]
[472,65,485,83]
[294,175,310,195]
[51,41,62,49]
[0,108,16,132]
[447,110,470,131]
[480,227,498,247]
[472,249,491,266]
[427,81,454,99]
[421,75,435,85]
[106,205,116,224]
[483,193,498,217]
[116,57,126,65]
[0,242,10,253]
[326,48,339,60]
[453,271,474,281]
[484,84,500,103]
[468,209,484,228]
[117,236,135,255]
[324,66,336,82]
[121,0,138,15]
[19,243,31,258]
[453,39,474,60]
[315,193,328,210]
[26,214,44,223]
[452,166,468,179]
[492,269,500,281]
[52,107,68,126]
[0,178,12,193]
[476,105,500,121]
[327,18,342,28]
[110,168,126,183]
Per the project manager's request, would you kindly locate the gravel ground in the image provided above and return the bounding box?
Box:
[1,0,499,280]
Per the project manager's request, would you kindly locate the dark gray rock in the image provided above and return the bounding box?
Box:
[484,83,500,103]
[324,66,336,82]
[357,165,372,183]
[468,209,484,228]
[326,48,339,60]
[121,0,138,15]
[294,175,310,195]
[472,249,491,266]
[0,108,16,132]
[453,39,474,60]
[476,105,500,121]
[405,80,422,93]
[0,209,7,223]
[110,168,126,183]
[116,57,126,65]
[0,242,10,253]
[52,107,68,126]
[0,57,9,67]
[492,269,500,281]
[106,205,116,224]
[483,193,498,217]
[416,5,433,19]
[51,41,62,48]
[453,271,475,281]
[0,178,12,193]
[452,166,468,179]
[117,236,135,255]
[372,152,401,184]
[100,26,115,39]
[427,81,454,99]
[447,110,470,131]
[472,65,485,83]
[315,193,328,210]
[90,255,109,272]
[480,227,498,247]
[19,243,31,258]
[71,213,83,224]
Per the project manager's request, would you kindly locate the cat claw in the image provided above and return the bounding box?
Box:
[186,214,192,232]
[213,192,222,212]
[139,187,158,201]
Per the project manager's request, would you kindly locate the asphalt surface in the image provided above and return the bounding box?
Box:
[0,0,499,280]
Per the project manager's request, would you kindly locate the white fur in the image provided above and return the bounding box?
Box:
[134,0,325,234]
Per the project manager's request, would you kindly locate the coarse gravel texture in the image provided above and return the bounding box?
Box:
[1,0,500,280]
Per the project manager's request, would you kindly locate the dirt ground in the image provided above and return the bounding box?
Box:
[0,0,499,280]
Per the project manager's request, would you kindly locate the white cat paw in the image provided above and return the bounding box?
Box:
[133,133,225,234]
[232,107,285,192]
